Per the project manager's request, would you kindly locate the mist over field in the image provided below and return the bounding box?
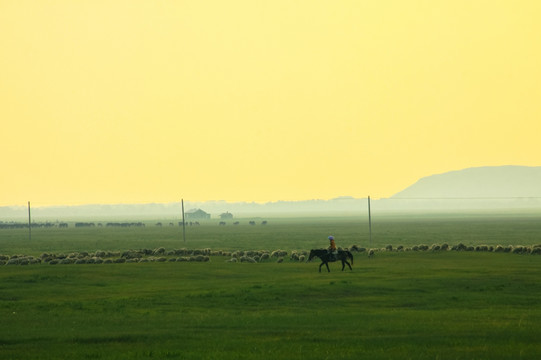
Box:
[2,166,541,221]
[0,198,365,221]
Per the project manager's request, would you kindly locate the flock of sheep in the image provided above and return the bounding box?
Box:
[1,243,540,266]
[0,248,294,266]
[376,243,541,254]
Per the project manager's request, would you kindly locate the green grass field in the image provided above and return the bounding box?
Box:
[1,214,541,359]
[3,213,541,255]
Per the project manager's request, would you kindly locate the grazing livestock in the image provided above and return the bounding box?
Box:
[271,250,287,258]
[75,222,95,228]
[106,222,145,227]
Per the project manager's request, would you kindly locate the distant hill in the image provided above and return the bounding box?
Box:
[392,166,541,199]
[0,197,369,220]
[2,166,541,220]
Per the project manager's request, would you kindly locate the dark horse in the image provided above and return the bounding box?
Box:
[308,249,354,273]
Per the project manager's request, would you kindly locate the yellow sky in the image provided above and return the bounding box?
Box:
[1,0,540,206]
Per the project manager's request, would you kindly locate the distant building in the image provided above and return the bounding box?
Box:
[220,212,233,219]
[185,208,211,220]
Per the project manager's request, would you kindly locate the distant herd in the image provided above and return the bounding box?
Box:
[0,220,268,229]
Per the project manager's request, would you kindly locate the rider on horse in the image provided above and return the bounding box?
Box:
[328,235,337,260]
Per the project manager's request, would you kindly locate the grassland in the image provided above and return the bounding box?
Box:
[1,213,541,359]
[3,212,541,255]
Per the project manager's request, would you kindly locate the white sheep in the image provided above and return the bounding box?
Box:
[271,250,287,258]
[7,258,19,265]
[153,247,166,255]
[349,244,360,252]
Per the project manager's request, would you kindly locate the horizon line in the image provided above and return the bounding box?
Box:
[4,196,541,209]
[1,196,376,208]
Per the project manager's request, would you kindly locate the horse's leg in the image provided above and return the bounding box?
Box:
[325,262,330,273]
[319,262,324,273]
[341,260,352,271]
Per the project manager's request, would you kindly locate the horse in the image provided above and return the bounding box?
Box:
[308,249,354,273]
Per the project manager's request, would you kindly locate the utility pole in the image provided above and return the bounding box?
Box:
[28,201,32,242]
[368,196,372,247]
[181,199,186,243]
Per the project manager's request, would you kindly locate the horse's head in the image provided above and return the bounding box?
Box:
[307,250,316,262]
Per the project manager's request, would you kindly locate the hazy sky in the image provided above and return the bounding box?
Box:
[1,1,540,206]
